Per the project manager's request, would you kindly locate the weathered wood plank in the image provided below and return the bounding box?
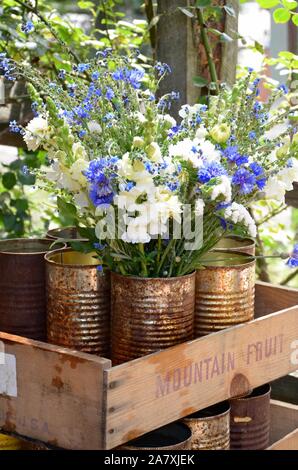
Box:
[0,332,111,449]
[255,282,298,318]
[105,306,298,449]
[269,399,298,444]
[268,429,298,450]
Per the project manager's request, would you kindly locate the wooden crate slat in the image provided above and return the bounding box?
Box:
[105,306,298,449]
[0,332,111,450]
[267,429,298,450]
[255,282,298,318]
[269,399,298,444]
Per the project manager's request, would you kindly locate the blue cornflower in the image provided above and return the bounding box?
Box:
[250,162,264,176]
[31,101,39,117]
[73,105,90,120]
[287,244,298,267]
[21,21,34,34]
[9,120,21,133]
[58,69,66,80]
[167,181,179,192]
[89,184,114,207]
[278,84,288,94]
[67,83,77,97]
[168,125,181,139]
[94,242,105,250]
[112,67,144,89]
[155,62,172,77]
[256,177,267,190]
[125,181,135,192]
[97,265,103,273]
[232,168,256,194]
[198,161,227,184]
[106,87,115,100]
[248,131,257,140]
[79,129,87,138]
[76,63,90,73]
[91,71,100,81]
[223,146,248,166]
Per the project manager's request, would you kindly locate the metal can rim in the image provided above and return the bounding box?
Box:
[199,250,255,270]
[183,401,231,421]
[230,383,271,403]
[45,247,102,270]
[46,226,88,242]
[0,238,65,256]
[111,271,196,282]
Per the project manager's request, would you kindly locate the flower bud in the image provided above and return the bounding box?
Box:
[210,123,231,143]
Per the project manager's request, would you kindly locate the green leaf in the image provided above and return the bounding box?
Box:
[2,172,16,190]
[3,213,16,231]
[257,0,280,8]
[292,14,298,25]
[254,41,265,54]
[11,198,29,213]
[219,32,233,42]
[57,197,77,225]
[278,51,295,59]
[273,8,291,23]
[282,0,298,9]
[78,0,94,8]
[195,0,212,7]
[18,172,35,185]
[193,76,209,87]
[223,5,236,17]
[178,7,195,17]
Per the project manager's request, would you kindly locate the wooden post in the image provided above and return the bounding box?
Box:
[156,0,199,118]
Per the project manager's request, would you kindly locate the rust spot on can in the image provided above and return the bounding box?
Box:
[195,251,255,337]
[46,249,111,357]
[230,384,271,450]
[213,236,255,256]
[119,422,192,450]
[183,401,230,450]
[51,376,64,390]
[111,272,195,365]
[0,239,65,341]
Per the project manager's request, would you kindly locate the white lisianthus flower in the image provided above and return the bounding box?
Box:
[211,176,232,203]
[87,121,102,134]
[199,139,221,162]
[70,158,89,186]
[122,223,151,244]
[224,202,256,237]
[23,116,49,151]
[264,159,298,202]
[72,142,88,160]
[169,138,202,168]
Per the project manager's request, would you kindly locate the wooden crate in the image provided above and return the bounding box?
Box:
[267,400,298,450]
[0,282,297,450]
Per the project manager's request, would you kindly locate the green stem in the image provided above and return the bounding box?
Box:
[156,239,176,277]
[196,8,219,94]
[139,243,148,277]
[281,268,298,286]
[157,235,162,264]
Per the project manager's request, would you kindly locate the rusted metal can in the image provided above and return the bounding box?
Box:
[111,272,195,365]
[230,384,271,450]
[0,238,63,341]
[195,251,255,337]
[46,226,87,243]
[0,433,25,450]
[213,235,255,256]
[45,248,111,357]
[183,401,230,450]
[120,422,192,450]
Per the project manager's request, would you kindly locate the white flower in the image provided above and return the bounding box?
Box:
[87,121,102,134]
[122,223,151,244]
[158,114,176,129]
[195,125,208,140]
[73,191,89,209]
[224,202,256,237]
[179,104,202,120]
[169,138,202,168]
[23,116,49,151]
[146,142,162,162]
[195,198,205,216]
[132,136,145,148]
[211,176,232,203]
[70,158,89,185]
[264,159,298,202]
[133,111,147,124]
[72,142,88,160]
[199,139,221,162]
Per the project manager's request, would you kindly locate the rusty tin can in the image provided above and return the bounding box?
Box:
[120,422,192,450]
[183,401,230,450]
[0,238,63,341]
[195,251,255,337]
[230,384,271,450]
[45,248,111,357]
[213,235,255,256]
[111,272,195,365]
[46,226,88,243]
